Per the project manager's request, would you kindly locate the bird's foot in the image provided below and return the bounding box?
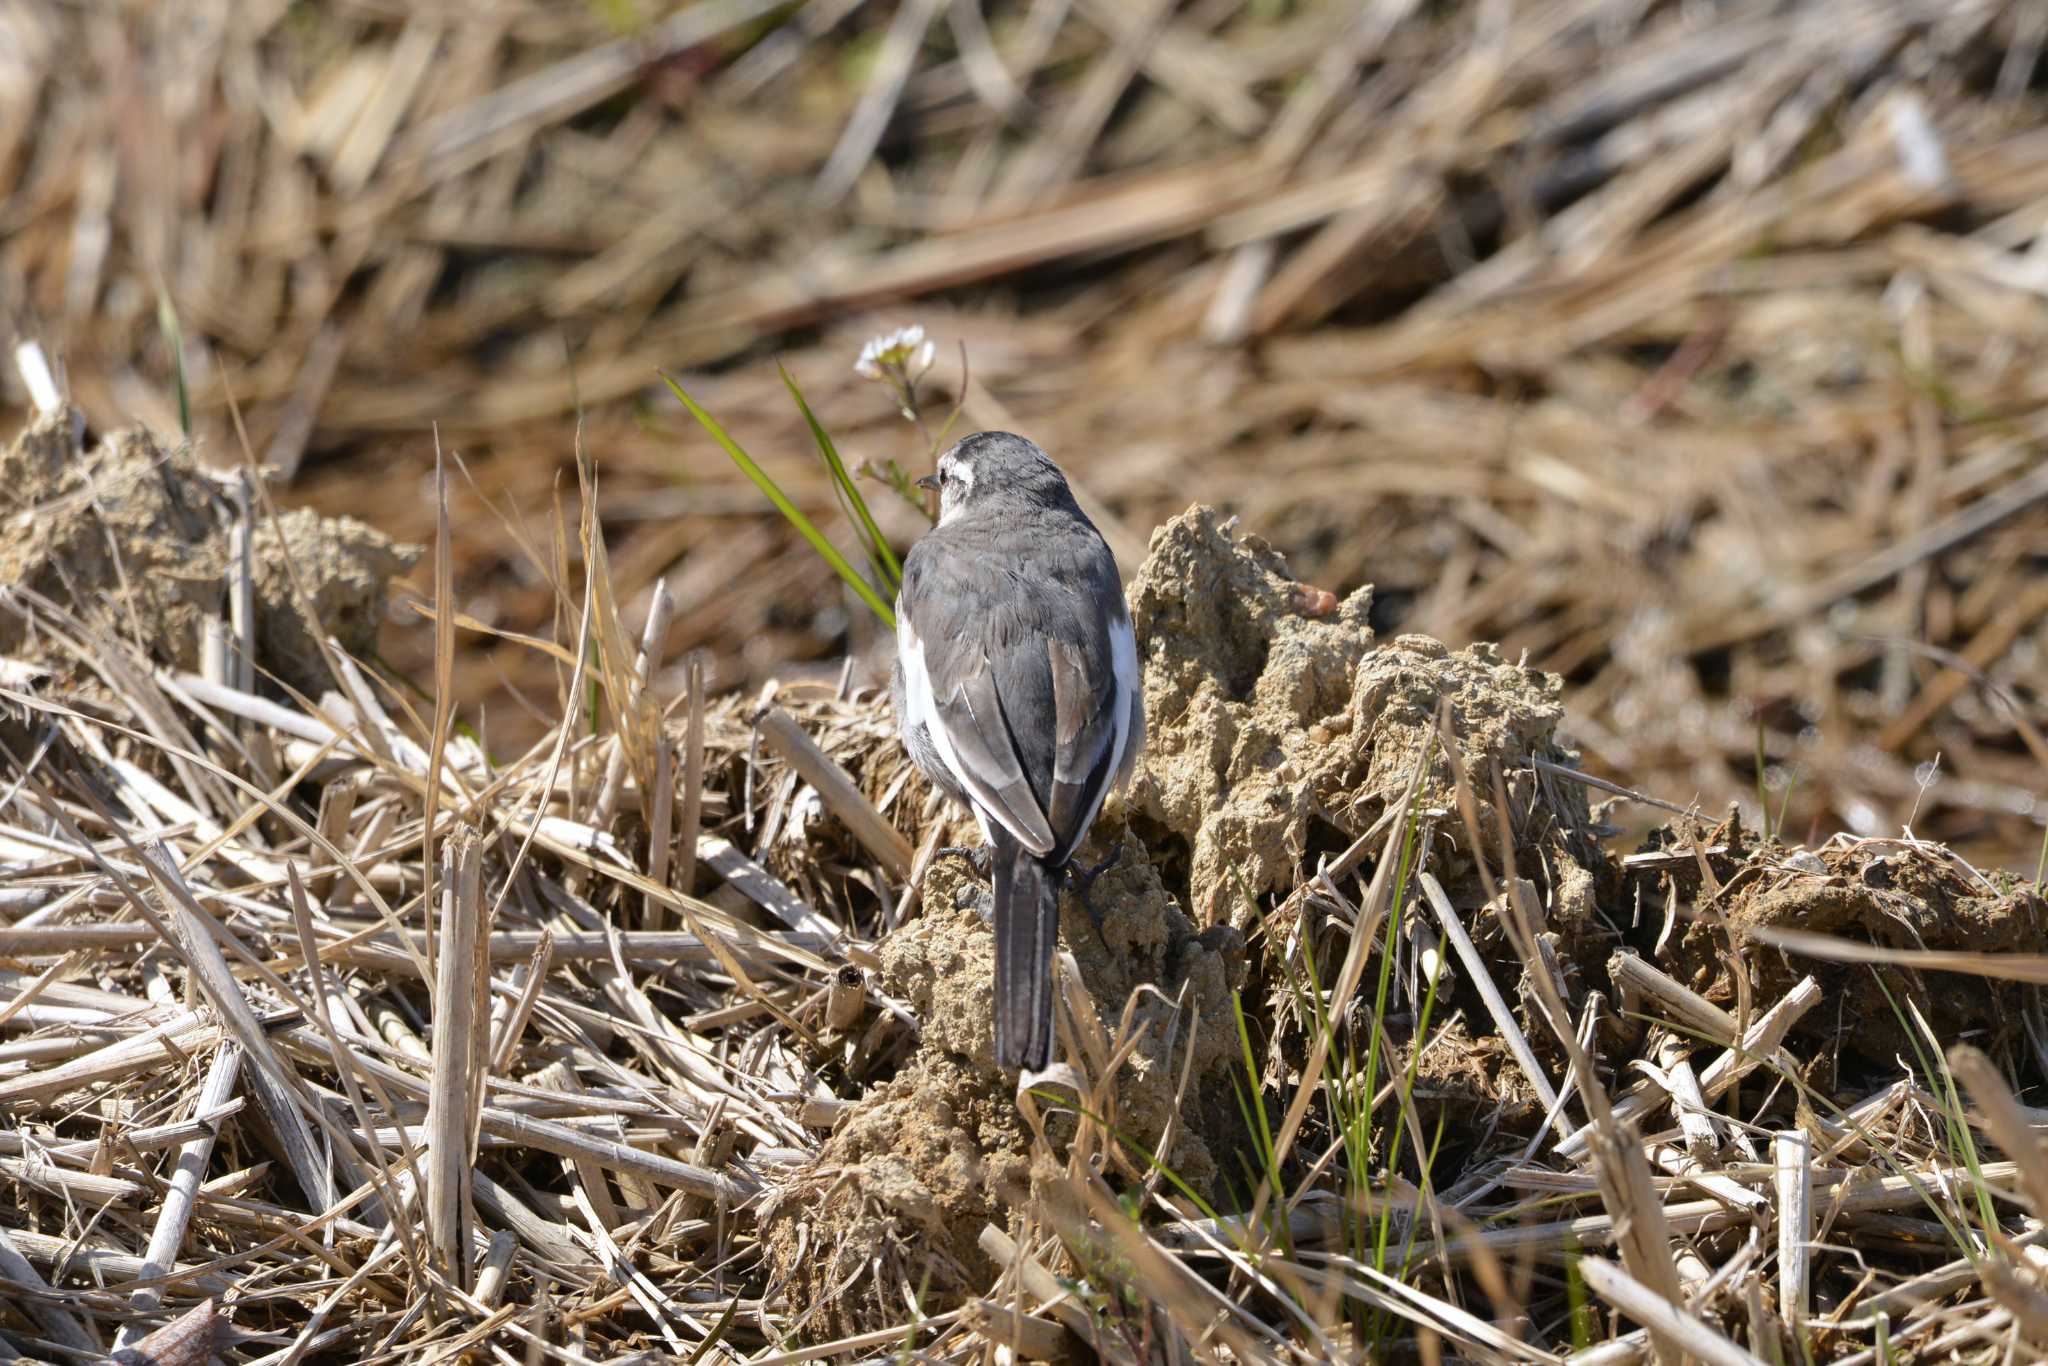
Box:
[1069,843,1124,941]
[934,844,993,879]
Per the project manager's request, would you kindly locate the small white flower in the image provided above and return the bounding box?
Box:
[852,324,939,427]
[853,325,931,380]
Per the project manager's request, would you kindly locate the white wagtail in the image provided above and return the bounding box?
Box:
[891,432,1144,1072]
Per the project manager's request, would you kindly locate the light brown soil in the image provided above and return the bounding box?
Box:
[758,1051,1033,1342]
[1128,507,1603,931]
[762,824,1253,1338]
[1666,827,2048,1073]
[0,407,417,698]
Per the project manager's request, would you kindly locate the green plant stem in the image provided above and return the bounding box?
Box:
[781,363,901,589]
[663,373,897,628]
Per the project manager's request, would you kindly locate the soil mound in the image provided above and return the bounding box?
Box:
[0,407,417,697]
[756,504,2048,1345]
[763,505,1606,1335]
[1128,507,1601,930]
[1661,822,2048,1070]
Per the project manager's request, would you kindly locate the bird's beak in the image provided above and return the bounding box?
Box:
[915,474,940,492]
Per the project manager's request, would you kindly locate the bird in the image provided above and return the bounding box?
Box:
[890,432,1144,1072]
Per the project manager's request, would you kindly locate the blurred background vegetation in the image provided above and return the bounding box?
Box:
[1,0,2045,870]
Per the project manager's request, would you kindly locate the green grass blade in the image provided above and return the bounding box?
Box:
[662,373,896,629]
[1565,1236,1594,1352]
[1232,993,1291,1256]
[781,363,901,591]
[155,286,190,440]
[1358,800,1423,1176]
[1773,769,1798,842]
[1871,974,1987,1258]
[1037,1093,1226,1230]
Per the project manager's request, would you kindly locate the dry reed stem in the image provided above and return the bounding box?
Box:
[425,831,486,1296]
[1775,1127,1815,1330]
[754,706,914,881]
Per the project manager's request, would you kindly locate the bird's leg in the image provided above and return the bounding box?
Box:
[1068,842,1125,941]
[934,844,993,879]
[1074,842,1124,896]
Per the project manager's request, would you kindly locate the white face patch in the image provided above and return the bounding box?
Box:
[937,454,975,523]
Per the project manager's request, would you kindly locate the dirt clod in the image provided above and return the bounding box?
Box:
[1668,838,2048,1069]
[1129,505,1600,930]
[1128,506,1376,922]
[0,408,418,697]
[760,1052,1031,1342]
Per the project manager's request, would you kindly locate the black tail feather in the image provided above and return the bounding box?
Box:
[992,832,1059,1072]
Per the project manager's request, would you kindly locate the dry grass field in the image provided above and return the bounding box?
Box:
[1,1,2048,1361]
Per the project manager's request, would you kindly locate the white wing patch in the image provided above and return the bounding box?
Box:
[1107,606,1140,791]
[897,608,999,847]
[1065,605,1140,846]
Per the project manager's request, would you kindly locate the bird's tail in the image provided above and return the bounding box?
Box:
[992,831,1059,1072]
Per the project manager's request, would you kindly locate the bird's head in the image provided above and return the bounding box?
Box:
[917,431,1071,524]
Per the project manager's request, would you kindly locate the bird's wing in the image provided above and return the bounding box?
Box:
[933,650,1059,855]
[1043,634,1119,852]
[899,524,1140,864]
[898,608,1057,856]
[1043,602,1140,863]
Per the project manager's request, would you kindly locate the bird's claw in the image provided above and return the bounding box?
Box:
[934,844,993,878]
[1069,843,1124,942]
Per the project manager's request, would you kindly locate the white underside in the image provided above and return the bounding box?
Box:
[897,601,1139,857]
